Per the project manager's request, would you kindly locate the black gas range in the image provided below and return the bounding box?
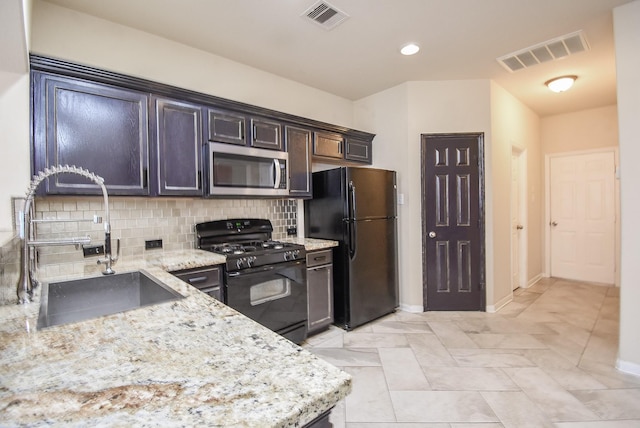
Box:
[195,219,308,344]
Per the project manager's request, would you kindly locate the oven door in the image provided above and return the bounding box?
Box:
[225,260,307,343]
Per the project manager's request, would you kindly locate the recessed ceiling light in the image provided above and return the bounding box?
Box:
[545,75,577,93]
[400,43,420,56]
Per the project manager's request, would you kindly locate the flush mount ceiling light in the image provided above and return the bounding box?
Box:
[400,43,420,56]
[545,75,577,93]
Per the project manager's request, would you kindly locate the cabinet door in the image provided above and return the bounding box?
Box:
[208,109,246,145]
[286,126,312,198]
[313,131,344,160]
[34,73,149,195]
[251,118,282,150]
[307,263,334,334]
[345,138,372,164]
[153,98,203,196]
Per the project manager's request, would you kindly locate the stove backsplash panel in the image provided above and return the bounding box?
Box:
[32,197,298,277]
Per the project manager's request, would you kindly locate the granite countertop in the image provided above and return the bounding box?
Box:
[0,248,351,427]
[282,237,339,251]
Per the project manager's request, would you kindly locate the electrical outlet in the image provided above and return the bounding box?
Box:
[145,239,163,250]
[287,227,297,236]
[83,245,104,257]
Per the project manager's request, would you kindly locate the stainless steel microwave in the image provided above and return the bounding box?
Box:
[208,142,289,196]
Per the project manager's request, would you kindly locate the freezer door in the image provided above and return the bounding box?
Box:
[305,168,348,240]
[346,217,398,329]
[346,167,397,220]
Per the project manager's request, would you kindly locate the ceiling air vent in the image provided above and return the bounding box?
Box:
[497,30,590,72]
[302,1,349,30]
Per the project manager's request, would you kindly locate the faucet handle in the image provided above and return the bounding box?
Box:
[112,238,121,264]
[97,238,120,275]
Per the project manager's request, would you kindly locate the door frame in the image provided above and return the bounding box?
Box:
[420,132,486,311]
[544,147,620,286]
[511,146,528,290]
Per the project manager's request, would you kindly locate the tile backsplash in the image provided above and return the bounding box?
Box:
[0,235,21,304]
[32,196,298,276]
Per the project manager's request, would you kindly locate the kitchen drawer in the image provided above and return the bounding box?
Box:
[171,265,223,302]
[306,249,332,268]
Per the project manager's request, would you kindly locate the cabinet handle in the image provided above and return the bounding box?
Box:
[142,167,148,189]
[187,276,208,284]
[197,171,202,190]
[313,256,327,262]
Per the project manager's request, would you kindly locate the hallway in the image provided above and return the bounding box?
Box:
[304,278,640,427]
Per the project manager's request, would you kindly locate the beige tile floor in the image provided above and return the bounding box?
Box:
[303,277,640,428]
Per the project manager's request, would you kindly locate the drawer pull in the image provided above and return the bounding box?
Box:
[313,256,326,262]
[187,276,208,284]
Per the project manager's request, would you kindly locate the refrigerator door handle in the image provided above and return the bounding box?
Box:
[348,220,357,259]
[348,180,357,221]
[348,180,357,259]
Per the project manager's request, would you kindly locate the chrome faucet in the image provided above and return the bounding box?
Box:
[16,165,119,304]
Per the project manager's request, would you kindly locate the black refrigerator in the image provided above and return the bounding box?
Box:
[305,167,399,330]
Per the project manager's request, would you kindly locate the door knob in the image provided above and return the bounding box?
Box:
[428,231,436,238]
[516,225,524,230]
[550,221,558,227]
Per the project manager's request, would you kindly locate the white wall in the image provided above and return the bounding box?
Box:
[30,0,354,128]
[355,80,497,310]
[490,82,542,306]
[614,0,640,374]
[541,105,619,154]
[355,80,543,312]
[540,105,620,285]
[0,0,32,233]
[354,83,411,307]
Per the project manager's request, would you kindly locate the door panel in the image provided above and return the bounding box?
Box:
[550,152,615,283]
[347,218,398,329]
[347,167,397,219]
[422,134,484,311]
[37,73,149,195]
[154,98,203,196]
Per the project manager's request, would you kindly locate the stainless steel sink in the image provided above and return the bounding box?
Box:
[37,270,184,329]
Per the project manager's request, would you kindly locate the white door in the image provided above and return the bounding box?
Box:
[511,150,526,290]
[549,152,615,284]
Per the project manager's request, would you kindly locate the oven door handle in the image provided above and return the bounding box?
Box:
[226,260,304,278]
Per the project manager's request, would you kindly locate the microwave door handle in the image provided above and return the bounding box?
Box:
[273,159,281,189]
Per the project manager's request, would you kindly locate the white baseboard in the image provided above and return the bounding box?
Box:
[398,303,424,313]
[486,293,513,313]
[616,358,640,377]
[526,273,543,288]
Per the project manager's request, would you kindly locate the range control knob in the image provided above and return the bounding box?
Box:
[246,256,256,267]
[236,258,245,269]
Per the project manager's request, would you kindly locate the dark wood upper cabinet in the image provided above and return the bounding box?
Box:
[251,118,282,150]
[208,109,246,146]
[152,97,203,196]
[312,132,372,165]
[286,126,312,198]
[345,138,372,164]
[33,72,149,195]
[30,56,376,199]
[312,131,344,160]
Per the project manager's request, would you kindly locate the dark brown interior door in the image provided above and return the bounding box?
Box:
[422,133,485,311]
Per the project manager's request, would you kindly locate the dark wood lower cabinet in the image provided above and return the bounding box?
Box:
[306,249,334,335]
[303,409,333,428]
